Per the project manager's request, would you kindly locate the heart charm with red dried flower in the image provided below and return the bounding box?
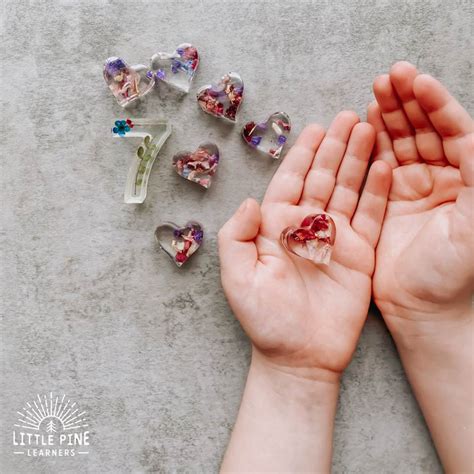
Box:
[172,143,219,189]
[155,222,203,267]
[280,214,336,265]
[196,72,244,122]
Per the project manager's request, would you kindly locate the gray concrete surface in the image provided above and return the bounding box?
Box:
[1,0,472,472]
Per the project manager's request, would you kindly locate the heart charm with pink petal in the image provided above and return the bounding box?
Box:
[281,214,336,265]
[103,57,155,107]
[196,72,244,122]
[172,143,219,189]
[155,221,203,267]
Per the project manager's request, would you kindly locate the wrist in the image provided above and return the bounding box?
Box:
[394,314,472,374]
[379,297,472,349]
[384,309,474,473]
[249,347,340,406]
[221,348,340,473]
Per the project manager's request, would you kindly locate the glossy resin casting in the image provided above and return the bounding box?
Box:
[281,214,336,265]
[149,43,199,93]
[104,44,199,105]
[111,119,172,203]
[155,221,203,267]
[172,143,219,189]
[242,112,291,159]
[196,72,244,122]
[104,57,155,107]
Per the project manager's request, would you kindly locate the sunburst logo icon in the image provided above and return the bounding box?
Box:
[15,393,88,432]
[13,392,90,457]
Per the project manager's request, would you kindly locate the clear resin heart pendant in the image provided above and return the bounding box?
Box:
[111,118,172,203]
[242,112,291,159]
[149,43,199,93]
[196,73,244,122]
[155,221,203,267]
[281,214,336,265]
[103,57,155,107]
[172,143,219,189]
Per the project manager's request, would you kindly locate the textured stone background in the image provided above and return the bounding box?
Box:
[1,0,472,472]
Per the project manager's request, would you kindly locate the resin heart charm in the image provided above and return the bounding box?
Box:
[197,72,244,122]
[103,57,155,107]
[173,143,219,189]
[242,112,291,159]
[150,43,199,93]
[155,221,203,267]
[281,214,336,265]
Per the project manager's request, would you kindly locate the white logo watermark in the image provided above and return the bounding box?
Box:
[12,393,90,457]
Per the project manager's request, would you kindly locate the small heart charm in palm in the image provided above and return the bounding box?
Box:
[172,143,219,189]
[196,73,244,122]
[281,214,336,265]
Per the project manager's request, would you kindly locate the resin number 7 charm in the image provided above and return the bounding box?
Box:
[111,119,172,204]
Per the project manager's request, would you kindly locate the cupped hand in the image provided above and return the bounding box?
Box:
[218,112,391,380]
[368,61,474,322]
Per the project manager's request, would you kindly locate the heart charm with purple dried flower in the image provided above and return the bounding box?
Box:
[173,143,219,189]
[196,72,244,122]
[242,112,291,159]
[149,43,199,93]
[155,221,203,267]
[103,57,155,107]
[281,214,336,265]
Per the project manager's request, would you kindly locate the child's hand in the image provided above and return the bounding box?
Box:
[219,114,391,472]
[369,61,473,323]
[368,61,473,472]
[218,112,391,381]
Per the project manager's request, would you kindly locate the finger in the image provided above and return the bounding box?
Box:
[413,74,474,167]
[389,61,446,165]
[351,161,392,248]
[218,198,261,286]
[373,74,421,164]
[300,110,359,207]
[367,101,398,168]
[262,124,325,205]
[326,122,375,219]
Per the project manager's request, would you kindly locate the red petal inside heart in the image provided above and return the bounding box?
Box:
[310,214,329,232]
[300,215,315,227]
[291,228,317,242]
[243,122,256,141]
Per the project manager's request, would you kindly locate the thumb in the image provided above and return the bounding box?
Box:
[218,198,261,286]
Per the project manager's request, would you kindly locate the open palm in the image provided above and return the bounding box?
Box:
[219,113,391,377]
[368,62,474,320]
